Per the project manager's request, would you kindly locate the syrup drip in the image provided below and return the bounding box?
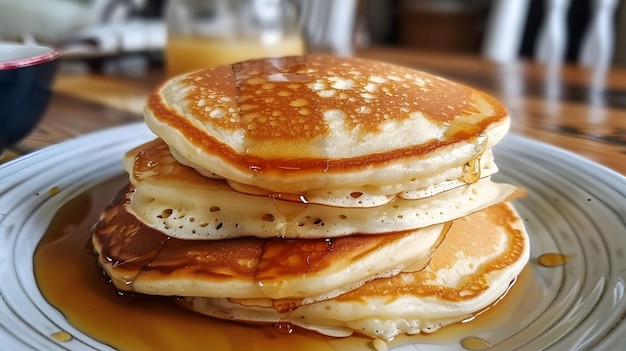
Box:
[49,186,60,197]
[275,321,295,335]
[104,201,170,290]
[271,197,307,238]
[51,331,73,342]
[109,247,161,288]
[462,156,481,184]
[460,336,491,350]
[537,253,573,267]
[441,122,488,185]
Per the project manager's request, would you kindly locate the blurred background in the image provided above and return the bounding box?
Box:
[2,0,625,173]
[1,0,625,72]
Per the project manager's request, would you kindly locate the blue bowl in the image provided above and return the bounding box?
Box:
[0,43,61,150]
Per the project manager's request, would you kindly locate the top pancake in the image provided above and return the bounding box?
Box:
[145,55,509,194]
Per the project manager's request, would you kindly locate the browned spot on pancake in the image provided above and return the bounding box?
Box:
[231,57,325,140]
[254,231,410,283]
[182,65,241,130]
[146,234,262,279]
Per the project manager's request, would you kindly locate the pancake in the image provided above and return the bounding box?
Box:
[180,202,530,340]
[210,147,499,206]
[171,146,501,207]
[91,55,529,342]
[92,187,447,303]
[145,55,510,199]
[124,138,524,239]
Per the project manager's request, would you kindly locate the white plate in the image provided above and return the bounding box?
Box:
[1,123,625,350]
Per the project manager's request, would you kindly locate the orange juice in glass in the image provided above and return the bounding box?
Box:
[165,0,304,77]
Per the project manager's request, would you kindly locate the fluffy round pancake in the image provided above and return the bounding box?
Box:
[173,146,501,206]
[91,187,447,303]
[124,138,524,239]
[145,55,509,195]
[180,202,530,340]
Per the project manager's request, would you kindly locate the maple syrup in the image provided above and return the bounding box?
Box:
[34,176,541,351]
[537,253,573,267]
[275,321,295,335]
[460,336,491,350]
[271,197,308,238]
[51,331,73,342]
[462,156,481,184]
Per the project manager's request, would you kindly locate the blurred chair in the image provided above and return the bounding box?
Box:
[55,0,165,60]
[0,0,147,44]
[90,0,146,23]
[297,0,359,55]
[482,0,620,67]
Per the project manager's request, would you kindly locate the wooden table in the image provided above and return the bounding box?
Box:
[5,46,626,176]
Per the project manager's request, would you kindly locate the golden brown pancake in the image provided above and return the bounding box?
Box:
[92,186,447,303]
[91,55,529,342]
[145,55,510,199]
[181,202,530,340]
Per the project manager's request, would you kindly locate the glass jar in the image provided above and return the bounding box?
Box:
[165,0,305,77]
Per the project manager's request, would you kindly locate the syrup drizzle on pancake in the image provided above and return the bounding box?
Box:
[440,121,488,185]
[271,197,308,238]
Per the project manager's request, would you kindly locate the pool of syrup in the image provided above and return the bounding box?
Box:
[34,176,543,351]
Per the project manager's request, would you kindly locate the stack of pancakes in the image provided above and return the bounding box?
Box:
[92,55,529,340]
